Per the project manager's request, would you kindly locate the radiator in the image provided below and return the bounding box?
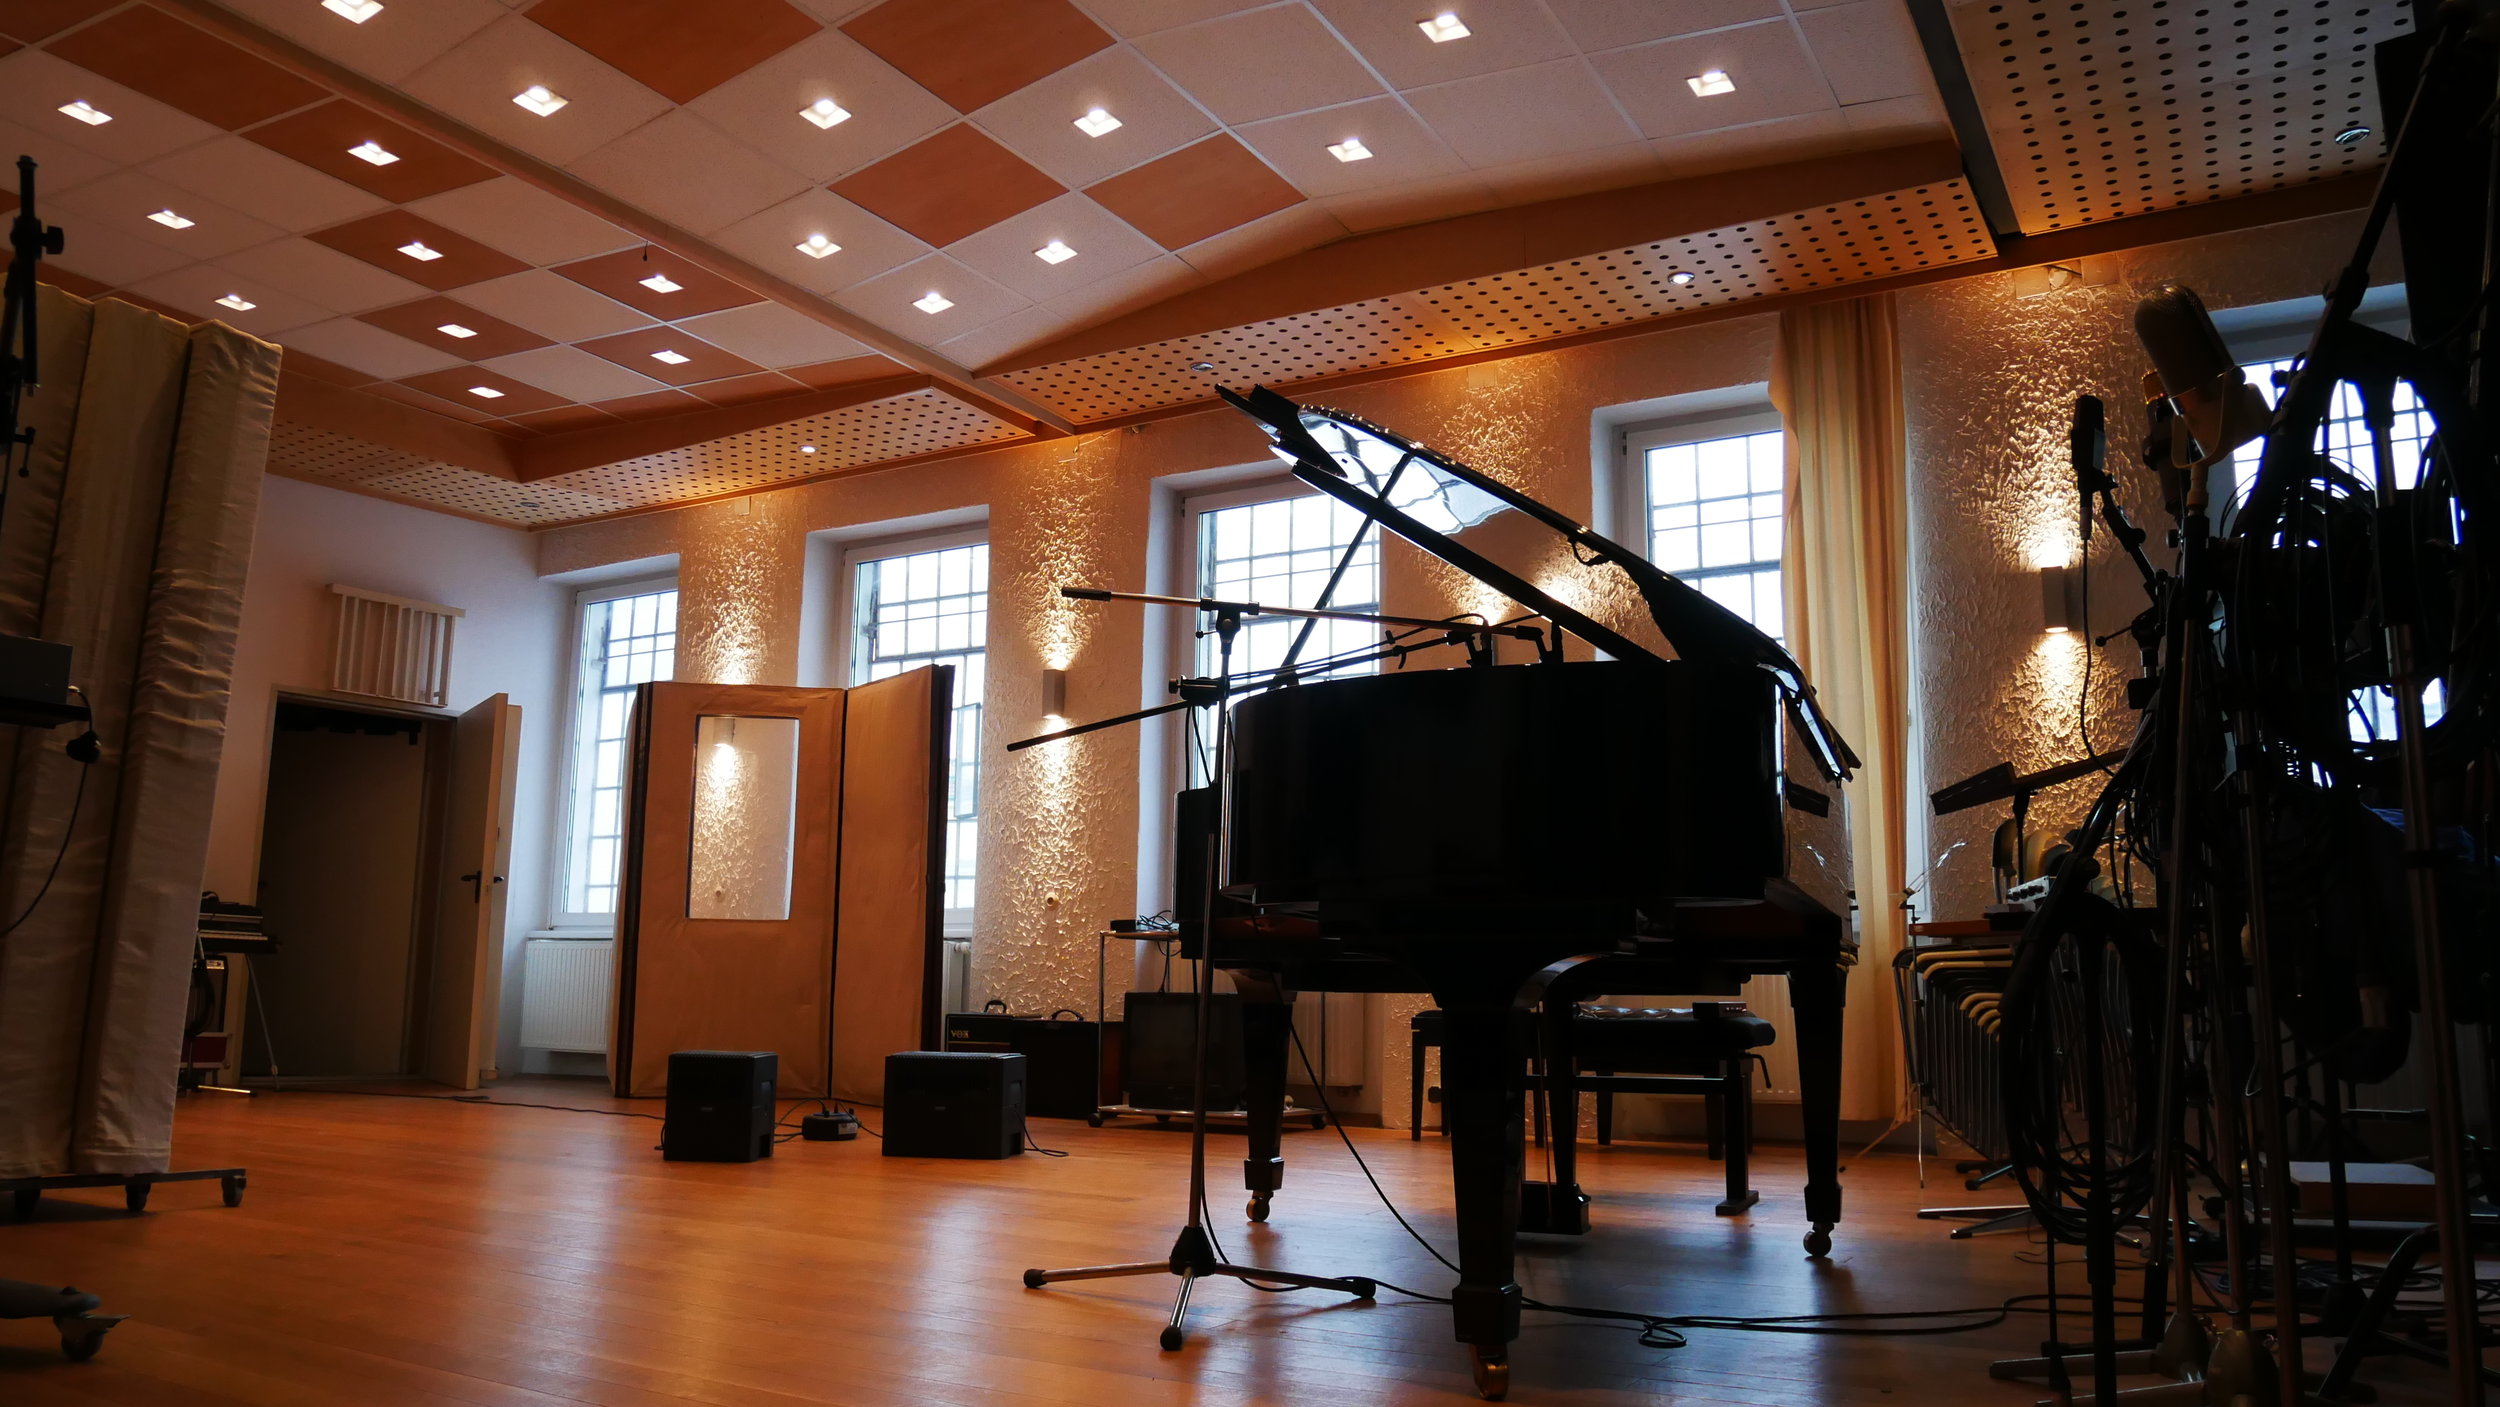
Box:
[1292,991,1369,1087]
[330,584,463,708]
[519,938,613,1053]
[1739,975,1802,1099]
[941,938,970,1015]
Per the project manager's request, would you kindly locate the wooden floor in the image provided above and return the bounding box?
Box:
[0,1080,2451,1406]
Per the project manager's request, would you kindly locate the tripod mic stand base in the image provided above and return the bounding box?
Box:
[1022,1223,1377,1353]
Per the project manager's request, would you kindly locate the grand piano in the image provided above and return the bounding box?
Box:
[1194,387,1860,1396]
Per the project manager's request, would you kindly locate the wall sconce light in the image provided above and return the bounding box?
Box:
[2040,564,2079,634]
[1041,667,1068,721]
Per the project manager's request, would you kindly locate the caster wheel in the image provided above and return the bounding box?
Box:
[1086,1112,1105,1128]
[1804,1227,1832,1258]
[1468,1347,1510,1400]
[1246,1193,1271,1223]
[222,1174,245,1208]
[13,1189,36,1220]
[123,1183,150,1213]
[1155,1115,1171,1126]
[1159,1325,1186,1351]
[1309,1112,1326,1129]
[1023,1269,1048,1289]
[61,1330,103,1363]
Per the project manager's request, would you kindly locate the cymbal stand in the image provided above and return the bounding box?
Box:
[1021,602,1379,1347]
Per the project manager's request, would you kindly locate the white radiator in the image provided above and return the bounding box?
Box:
[330,584,463,707]
[520,938,613,1053]
[1739,975,1801,1099]
[941,938,970,1014]
[1292,992,1369,1087]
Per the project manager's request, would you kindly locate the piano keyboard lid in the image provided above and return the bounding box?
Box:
[1220,384,1858,785]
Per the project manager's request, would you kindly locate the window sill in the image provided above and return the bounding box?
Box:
[528,926,615,941]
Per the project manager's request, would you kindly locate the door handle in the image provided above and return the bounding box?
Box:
[460,871,481,901]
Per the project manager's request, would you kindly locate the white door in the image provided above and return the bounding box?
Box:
[423,694,519,1089]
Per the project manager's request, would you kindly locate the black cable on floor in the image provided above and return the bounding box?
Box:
[262,1086,667,1120]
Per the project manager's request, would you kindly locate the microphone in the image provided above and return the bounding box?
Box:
[1060,587,1112,601]
[2071,394,2104,542]
[2132,282,2270,467]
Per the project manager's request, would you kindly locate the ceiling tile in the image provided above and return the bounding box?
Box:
[1170,199,1344,279]
[1,0,116,44]
[405,178,636,268]
[0,48,225,165]
[1471,139,1665,204]
[574,326,767,387]
[1796,2,1930,107]
[1649,108,1850,177]
[1237,96,1466,198]
[709,187,931,293]
[44,218,191,288]
[831,123,1065,247]
[365,379,504,424]
[787,0,883,20]
[527,0,821,104]
[1073,0,1286,41]
[674,301,870,367]
[944,190,1167,300]
[210,0,506,83]
[969,46,1213,191]
[1085,134,1302,248]
[833,252,1030,340]
[127,264,331,336]
[842,0,1112,111]
[45,7,329,130]
[400,365,572,416]
[399,14,674,168]
[935,302,1068,373]
[595,388,709,420]
[0,116,114,196]
[1405,59,1640,167]
[785,352,906,387]
[1840,90,1948,137]
[306,210,532,292]
[1131,5,1383,125]
[359,294,554,360]
[279,349,377,387]
[959,249,1201,369]
[51,169,286,261]
[572,110,818,236]
[551,246,764,320]
[1538,0,1785,51]
[480,343,671,402]
[244,100,499,203]
[217,236,433,314]
[504,404,620,434]
[40,265,113,301]
[681,28,959,184]
[275,315,466,380]
[1590,21,1836,139]
[688,371,809,407]
[140,136,389,234]
[456,269,655,342]
[1316,170,1498,232]
[1308,0,1576,89]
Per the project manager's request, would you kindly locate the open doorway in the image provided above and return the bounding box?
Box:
[243,692,519,1088]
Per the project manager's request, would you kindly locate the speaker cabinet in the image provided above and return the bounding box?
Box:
[662,1050,777,1162]
[883,1051,1023,1159]
[1123,990,1244,1112]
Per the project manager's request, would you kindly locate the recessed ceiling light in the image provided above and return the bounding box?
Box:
[1326,137,1372,163]
[1418,12,1469,41]
[1668,270,1697,285]
[1687,69,1735,96]
[1073,107,1122,138]
[513,84,568,117]
[639,272,682,293]
[214,293,255,311]
[147,209,195,230]
[468,385,505,399]
[2334,123,2373,146]
[437,323,477,338]
[56,100,111,126]
[800,445,818,454]
[397,240,442,261]
[913,291,953,314]
[801,97,850,130]
[322,0,383,22]
[348,140,400,166]
[1034,239,1076,265]
[795,233,841,259]
[650,349,691,365]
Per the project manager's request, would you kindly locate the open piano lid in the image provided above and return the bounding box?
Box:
[1220,384,1859,784]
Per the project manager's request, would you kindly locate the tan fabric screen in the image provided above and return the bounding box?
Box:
[0,289,278,1177]
[1773,292,1912,1123]
[829,666,949,1104]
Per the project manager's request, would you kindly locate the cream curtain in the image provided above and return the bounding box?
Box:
[1773,293,1912,1122]
[0,288,278,1177]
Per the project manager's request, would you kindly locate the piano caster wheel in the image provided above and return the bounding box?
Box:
[1468,1347,1510,1400]
[1246,1193,1271,1223]
[1804,1226,1833,1258]
[1159,1325,1186,1352]
[1023,1269,1048,1289]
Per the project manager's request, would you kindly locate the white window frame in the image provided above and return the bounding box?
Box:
[838,526,989,940]
[1615,404,1786,640]
[552,573,677,931]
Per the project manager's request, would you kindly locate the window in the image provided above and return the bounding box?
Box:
[1624,413,1785,640]
[849,538,986,925]
[558,580,677,925]
[1187,488,1380,780]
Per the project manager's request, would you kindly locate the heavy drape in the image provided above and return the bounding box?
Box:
[0,288,278,1177]
[1773,293,1913,1121]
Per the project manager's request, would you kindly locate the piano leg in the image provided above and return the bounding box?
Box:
[1432,994,1526,1400]
[1235,975,1292,1223]
[1789,958,1848,1257]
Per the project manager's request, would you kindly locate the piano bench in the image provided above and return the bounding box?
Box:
[1555,1005,1775,1215]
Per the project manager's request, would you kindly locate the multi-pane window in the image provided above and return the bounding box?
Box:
[561,584,676,922]
[1637,424,1786,640]
[852,541,986,920]
[1190,492,1381,779]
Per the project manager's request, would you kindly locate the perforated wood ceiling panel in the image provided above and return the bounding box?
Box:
[998,180,1995,423]
[1950,0,2413,234]
[267,420,627,526]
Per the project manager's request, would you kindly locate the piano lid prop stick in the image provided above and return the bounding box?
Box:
[1058,585,1545,642]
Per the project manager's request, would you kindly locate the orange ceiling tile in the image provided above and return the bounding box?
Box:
[687,370,807,407]
[785,353,907,388]
[244,100,497,204]
[400,366,571,417]
[46,7,329,130]
[41,266,110,300]
[363,378,506,425]
[1,0,113,43]
[308,211,533,293]
[830,124,1064,248]
[595,388,710,421]
[575,327,766,387]
[1085,135,1302,249]
[280,350,377,387]
[505,405,621,435]
[526,0,821,104]
[842,0,1112,112]
[551,247,763,321]
[359,296,554,361]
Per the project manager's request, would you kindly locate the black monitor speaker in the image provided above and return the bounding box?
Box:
[1123,990,1243,1112]
[883,1051,1024,1159]
[662,1050,777,1162]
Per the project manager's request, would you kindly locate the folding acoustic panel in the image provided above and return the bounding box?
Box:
[830,666,953,1104]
